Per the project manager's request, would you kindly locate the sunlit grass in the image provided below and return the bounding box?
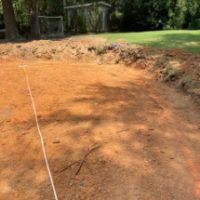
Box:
[100,30,200,53]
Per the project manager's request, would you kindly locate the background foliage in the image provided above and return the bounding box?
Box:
[1,0,200,32]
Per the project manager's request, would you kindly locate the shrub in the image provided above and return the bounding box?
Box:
[163,66,183,82]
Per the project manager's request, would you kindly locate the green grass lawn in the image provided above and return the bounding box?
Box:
[100,30,200,53]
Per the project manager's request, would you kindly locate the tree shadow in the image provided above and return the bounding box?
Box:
[5,80,200,199]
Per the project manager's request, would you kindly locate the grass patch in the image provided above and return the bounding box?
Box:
[100,30,200,53]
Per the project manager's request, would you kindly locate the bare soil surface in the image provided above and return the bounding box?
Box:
[1,36,200,200]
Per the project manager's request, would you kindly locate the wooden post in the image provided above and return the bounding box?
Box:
[63,0,66,8]
[67,10,71,27]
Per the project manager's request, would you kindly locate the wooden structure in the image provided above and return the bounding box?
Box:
[38,16,64,38]
[64,1,112,32]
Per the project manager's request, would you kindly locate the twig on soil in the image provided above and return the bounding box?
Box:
[59,161,79,173]
[75,144,101,175]
[116,129,130,133]
[59,144,101,175]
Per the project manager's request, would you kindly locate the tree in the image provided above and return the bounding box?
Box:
[2,0,200,37]
[40,0,63,16]
[1,0,19,39]
[28,0,40,38]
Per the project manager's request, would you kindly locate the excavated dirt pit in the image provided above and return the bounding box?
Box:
[1,36,200,200]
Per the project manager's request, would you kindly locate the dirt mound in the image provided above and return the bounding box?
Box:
[0,36,107,61]
[0,35,200,105]
[86,43,200,105]
[147,52,200,105]
[88,43,146,66]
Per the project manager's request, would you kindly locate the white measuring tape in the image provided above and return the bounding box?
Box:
[20,65,59,200]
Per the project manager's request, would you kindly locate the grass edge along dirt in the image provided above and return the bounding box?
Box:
[100,30,200,54]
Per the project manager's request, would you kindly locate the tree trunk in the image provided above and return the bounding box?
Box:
[29,0,40,38]
[1,0,19,40]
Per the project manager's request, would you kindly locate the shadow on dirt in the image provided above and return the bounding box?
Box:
[8,80,200,200]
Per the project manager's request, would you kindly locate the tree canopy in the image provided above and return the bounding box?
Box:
[0,0,200,39]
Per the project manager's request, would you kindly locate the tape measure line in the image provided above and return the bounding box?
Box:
[22,66,59,200]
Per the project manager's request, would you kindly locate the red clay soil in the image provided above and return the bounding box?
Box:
[1,38,200,200]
